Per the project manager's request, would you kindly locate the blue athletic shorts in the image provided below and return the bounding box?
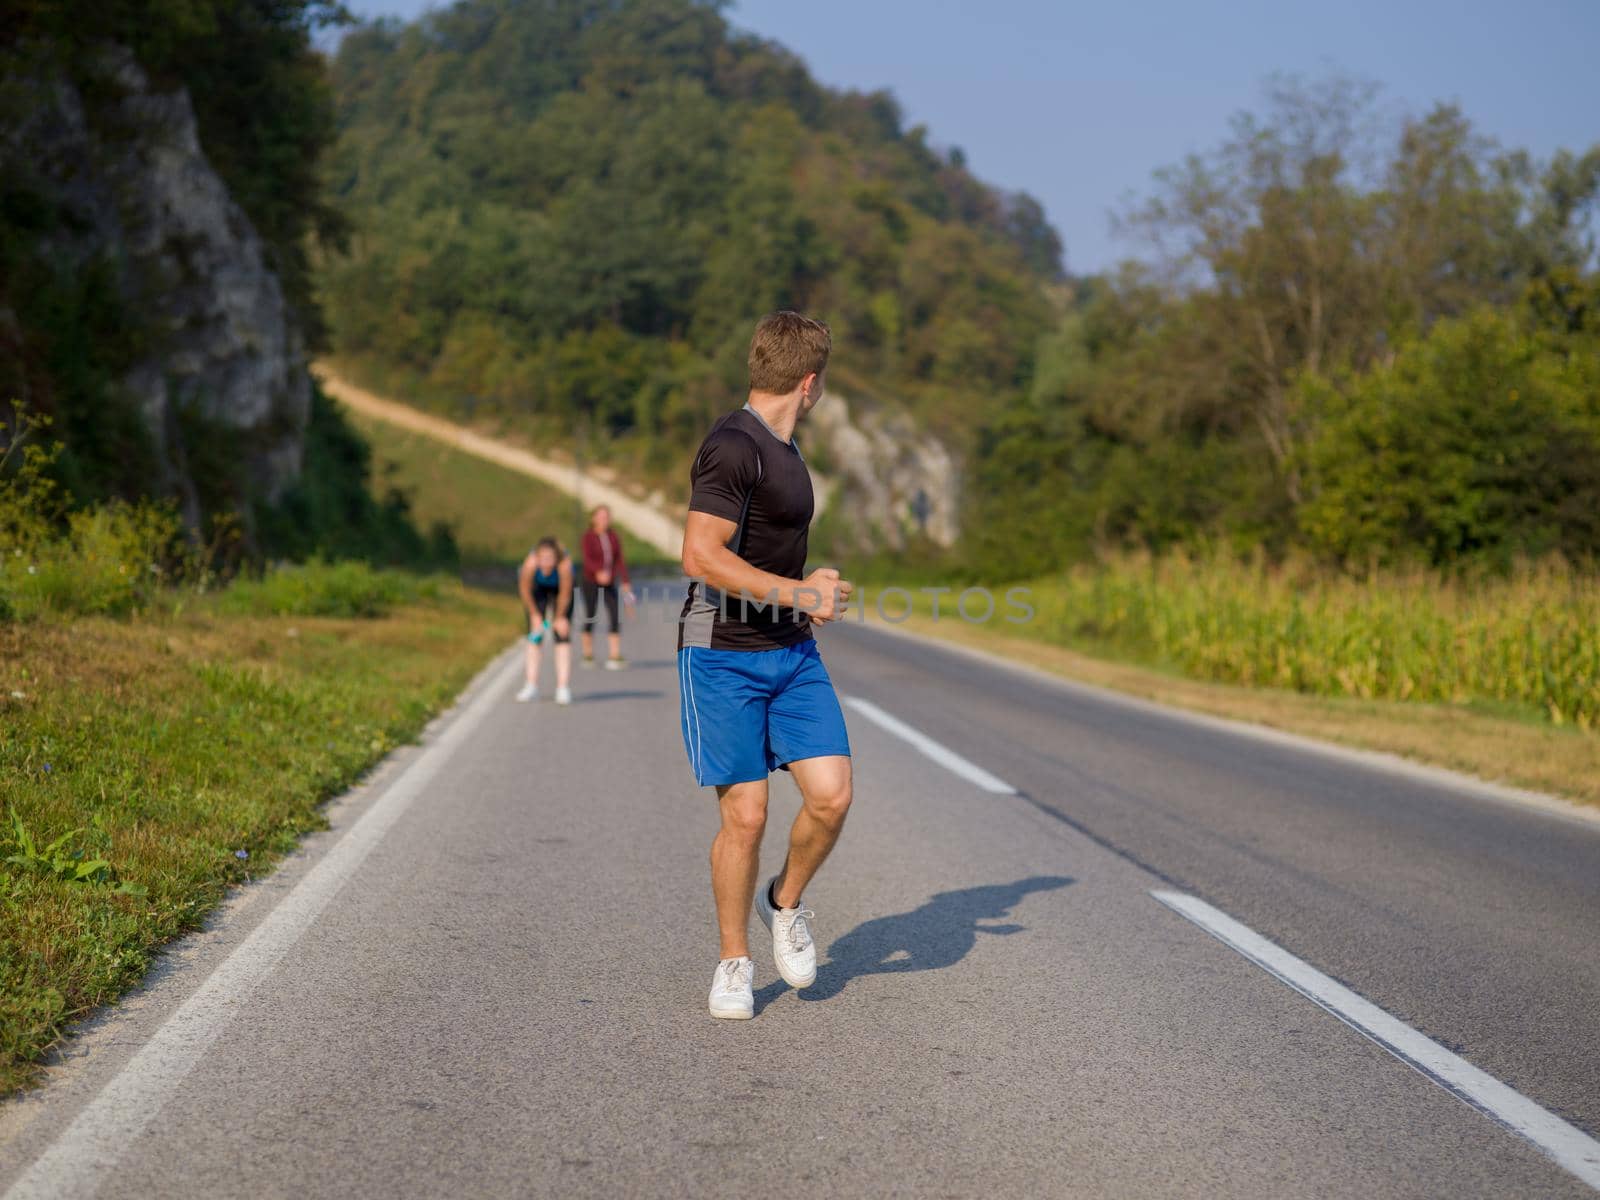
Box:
[677,641,852,787]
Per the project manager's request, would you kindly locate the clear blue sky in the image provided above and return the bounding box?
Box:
[335,0,1600,273]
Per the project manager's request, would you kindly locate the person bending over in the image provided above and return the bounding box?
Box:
[516,537,574,706]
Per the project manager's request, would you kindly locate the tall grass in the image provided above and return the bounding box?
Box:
[0,503,181,621]
[1,410,508,1092]
[1027,553,1600,729]
[2,408,191,621]
[218,559,442,618]
[3,409,449,623]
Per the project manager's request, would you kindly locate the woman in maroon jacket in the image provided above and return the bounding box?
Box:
[580,505,634,669]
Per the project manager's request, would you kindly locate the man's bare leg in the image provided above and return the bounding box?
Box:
[772,755,852,908]
[711,779,769,958]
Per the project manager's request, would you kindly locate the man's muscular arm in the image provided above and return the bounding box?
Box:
[680,511,850,623]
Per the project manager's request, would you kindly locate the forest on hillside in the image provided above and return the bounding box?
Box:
[971,80,1600,577]
[320,0,1061,465]
[6,0,1598,579]
[323,0,1600,577]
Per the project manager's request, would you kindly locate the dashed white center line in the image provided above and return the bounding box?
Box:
[1151,889,1600,1192]
[843,694,1598,1190]
[842,697,1016,794]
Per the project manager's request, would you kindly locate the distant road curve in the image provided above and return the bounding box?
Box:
[313,365,685,560]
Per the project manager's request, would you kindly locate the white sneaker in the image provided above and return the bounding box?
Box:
[515,682,537,702]
[708,957,754,1020]
[604,657,626,671]
[755,877,817,988]
[554,686,572,706]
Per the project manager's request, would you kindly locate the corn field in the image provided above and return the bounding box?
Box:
[1028,554,1600,730]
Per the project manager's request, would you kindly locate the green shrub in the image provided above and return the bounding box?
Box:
[0,504,182,621]
[1296,308,1600,566]
[3,403,455,624]
[217,559,441,619]
[2,411,183,620]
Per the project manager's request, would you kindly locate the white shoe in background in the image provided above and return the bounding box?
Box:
[555,686,573,706]
[515,682,537,702]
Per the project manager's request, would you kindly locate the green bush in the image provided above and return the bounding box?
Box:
[217,559,442,619]
[3,406,449,623]
[1298,308,1600,566]
[0,504,182,621]
[1,411,183,620]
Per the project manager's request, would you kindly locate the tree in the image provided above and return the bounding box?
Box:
[1298,307,1600,565]
[320,0,1061,457]
[1116,72,1600,516]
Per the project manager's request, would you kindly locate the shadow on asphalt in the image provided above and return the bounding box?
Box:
[754,875,1074,1012]
[575,690,666,702]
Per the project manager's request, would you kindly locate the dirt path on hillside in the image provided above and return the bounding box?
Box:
[313,365,685,560]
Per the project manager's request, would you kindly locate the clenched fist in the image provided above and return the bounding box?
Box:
[796,567,854,624]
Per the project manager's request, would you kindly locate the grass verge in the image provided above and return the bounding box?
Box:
[0,573,518,1095]
[890,612,1600,809]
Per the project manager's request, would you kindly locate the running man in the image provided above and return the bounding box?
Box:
[516,537,574,706]
[677,310,854,1021]
[580,505,634,670]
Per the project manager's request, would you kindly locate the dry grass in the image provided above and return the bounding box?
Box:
[896,613,1600,808]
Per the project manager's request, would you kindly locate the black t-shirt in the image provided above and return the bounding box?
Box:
[679,406,815,651]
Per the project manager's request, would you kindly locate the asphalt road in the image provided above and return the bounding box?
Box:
[3,587,1599,1198]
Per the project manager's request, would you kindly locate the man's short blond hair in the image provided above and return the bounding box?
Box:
[747,310,831,395]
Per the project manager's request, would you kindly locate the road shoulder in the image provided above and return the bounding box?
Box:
[0,643,520,1185]
[861,613,1600,824]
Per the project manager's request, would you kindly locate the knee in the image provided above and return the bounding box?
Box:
[805,778,852,830]
[721,800,767,846]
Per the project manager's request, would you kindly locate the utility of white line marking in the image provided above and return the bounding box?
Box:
[1150,889,1600,1192]
[843,697,1016,795]
[3,650,523,1200]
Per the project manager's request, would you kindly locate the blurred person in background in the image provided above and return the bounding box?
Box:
[580,504,634,670]
[516,537,574,706]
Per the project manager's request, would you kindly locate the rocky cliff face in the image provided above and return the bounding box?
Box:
[1,46,309,527]
[804,389,960,554]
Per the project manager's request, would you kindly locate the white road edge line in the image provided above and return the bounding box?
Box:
[1150,889,1600,1192]
[843,697,1016,795]
[4,648,523,1200]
